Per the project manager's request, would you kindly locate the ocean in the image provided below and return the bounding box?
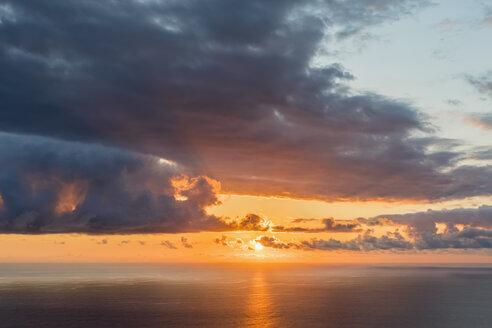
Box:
[0,263,491,327]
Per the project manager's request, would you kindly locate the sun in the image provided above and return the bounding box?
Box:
[255,242,263,251]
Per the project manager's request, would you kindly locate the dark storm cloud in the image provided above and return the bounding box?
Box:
[0,133,228,234]
[4,0,489,202]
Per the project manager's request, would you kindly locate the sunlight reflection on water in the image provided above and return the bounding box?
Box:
[245,269,276,327]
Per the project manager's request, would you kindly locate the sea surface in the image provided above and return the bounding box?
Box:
[0,263,491,327]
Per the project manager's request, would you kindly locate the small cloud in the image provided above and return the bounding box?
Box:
[290,218,318,223]
[445,99,462,106]
[181,237,193,249]
[98,239,108,245]
[160,240,177,249]
[118,240,130,246]
[214,235,229,246]
[138,240,146,246]
[462,113,492,131]
[255,235,300,249]
[214,235,246,249]
[466,72,492,97]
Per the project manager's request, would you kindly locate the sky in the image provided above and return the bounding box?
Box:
[0,0,492,263]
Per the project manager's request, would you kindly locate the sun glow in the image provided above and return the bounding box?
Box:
[255,242,264,251]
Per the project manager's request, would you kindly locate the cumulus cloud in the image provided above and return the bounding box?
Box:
[4,0,490,203]
[0,133,229,234]
[225,213,271,231]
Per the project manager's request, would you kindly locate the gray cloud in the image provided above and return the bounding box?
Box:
[5,0,490,203]
[301,232,413,251]
[470,146,492,160]
[0,133,228,234]
[260,206,492,251]
[466,71,492,98]
[371,205,492,234]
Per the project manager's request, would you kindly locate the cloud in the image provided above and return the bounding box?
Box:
[0,133,229,234]
[214,235,246,249]
[160,240,177,249]
[370,205,492,233]
[181,237,193,249]
[255,235,301,250]
[466,71,492,98]
[463,113,492,131]
[273,217,361,233]
[258,206,492,252]
[226,213,270,231]
[290,218,318,223]
[5,0,490,203]
[445,99,462,106]
[470,146,492,160]
[301,232,413,251]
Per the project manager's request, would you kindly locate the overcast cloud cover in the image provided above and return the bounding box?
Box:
[1,0,492,251]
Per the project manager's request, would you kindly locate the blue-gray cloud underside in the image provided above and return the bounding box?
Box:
[0,133,228,234]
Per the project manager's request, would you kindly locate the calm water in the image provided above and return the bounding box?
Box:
[0,263,491,327]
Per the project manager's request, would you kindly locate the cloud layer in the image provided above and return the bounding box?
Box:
[3,0,492,202]
[255,206,492,251]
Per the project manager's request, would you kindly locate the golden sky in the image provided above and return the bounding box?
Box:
[1,194,491,263]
